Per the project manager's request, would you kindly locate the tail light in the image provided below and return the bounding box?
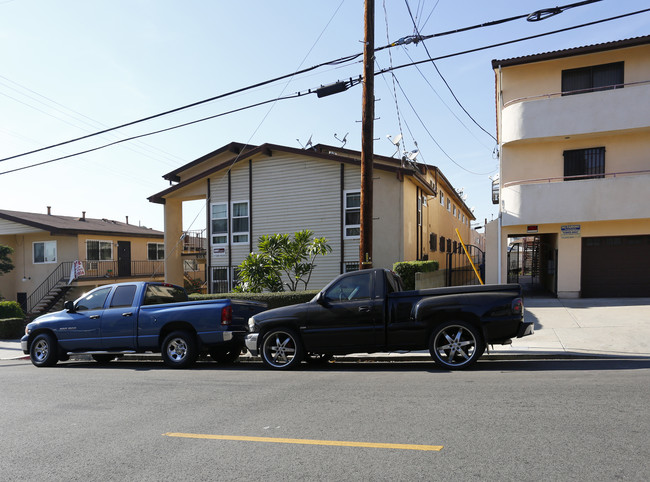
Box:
[221,305,232,325]
[511,298,523,317]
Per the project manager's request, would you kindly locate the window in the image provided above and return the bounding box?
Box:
[211,203,228,245]
[33,241,56,264]
[231,201,249,244]
[564,147,605,180]
[212,267,229,293]
[429,233,437,252]
[143,284,188,305]
[344,261,359,273]
[453,205,456,216]
[87,240,113,261]
[447,199,451,212]
[148,243,164,261]
[447,239,452,252]
[440,236,446,253]
[344,191,361,238]
[562,62,623,96]
[440,191,445,206]
[325,272,372,303]
[76,287,111,311]
[110,285,137,308]
[417,196,422,227]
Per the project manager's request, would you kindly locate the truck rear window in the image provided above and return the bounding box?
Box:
[143,285,188,305]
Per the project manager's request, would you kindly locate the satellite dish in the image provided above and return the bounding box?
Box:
[406,150,419,161]
[387,134,403,158]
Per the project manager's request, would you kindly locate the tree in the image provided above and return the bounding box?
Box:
[0,245,14,275]
[235,230,332,292]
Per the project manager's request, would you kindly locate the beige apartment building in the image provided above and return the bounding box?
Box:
[149,142,476,292]
[487,36,650,298]
[0,209,165,315]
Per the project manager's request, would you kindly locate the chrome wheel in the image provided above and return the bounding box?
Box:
[261,329,303,369]
[29,333,58,367]
[429,321,483,369]
[33,339,49,362]
[161,331,197,369]
[167,338,188,362]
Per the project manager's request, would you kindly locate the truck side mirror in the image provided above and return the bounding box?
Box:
[64,300,76,313]
[316,292,327,306]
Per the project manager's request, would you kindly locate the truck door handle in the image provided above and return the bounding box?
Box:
[358,306,371,313]
[122,312,133,317]
[89,315,100,319]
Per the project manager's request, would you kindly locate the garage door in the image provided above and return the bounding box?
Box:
[581,235,650,297]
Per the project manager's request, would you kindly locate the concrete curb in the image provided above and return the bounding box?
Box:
[5,352,650,363]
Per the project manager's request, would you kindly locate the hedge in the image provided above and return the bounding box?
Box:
[0,318,25,339]
[190,290,320,310]
[0,301,24,320]
[393,260,439,291]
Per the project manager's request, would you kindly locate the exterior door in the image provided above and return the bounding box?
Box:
[117,241,131,277]
[101,284,138,350]
[302,271,382,352]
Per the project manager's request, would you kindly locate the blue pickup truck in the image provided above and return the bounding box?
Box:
[21,282,266,368]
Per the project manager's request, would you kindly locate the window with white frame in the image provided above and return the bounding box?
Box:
[440,191,444,206]
[447,199,451,212]
[417,195,422,227]
[148,242,165,261]
[211,203,228,245]
[33,241,57,264]
[86,240,113,261]
[231,201,249,244]
[344,191,361,238]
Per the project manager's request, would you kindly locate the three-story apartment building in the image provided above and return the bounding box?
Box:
[487,36,650,298]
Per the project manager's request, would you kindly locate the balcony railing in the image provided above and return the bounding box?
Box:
[502,169,650,188]
[503,80,650,108]
[182,229,207,253]
[26,260,165,313]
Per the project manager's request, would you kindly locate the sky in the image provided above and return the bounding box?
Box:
[1,0,648,233]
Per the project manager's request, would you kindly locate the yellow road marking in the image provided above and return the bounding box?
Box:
[163,433,442,451]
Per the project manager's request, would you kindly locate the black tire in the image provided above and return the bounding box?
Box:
[29,333,58,367]
[305,353,333,365]
[92,354,116,364]
[261,328,304,370]
[429,321,484,370]
[209,345,241,364]
[161,331,198,369]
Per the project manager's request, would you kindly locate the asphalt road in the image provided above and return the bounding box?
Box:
[1,358,649,481]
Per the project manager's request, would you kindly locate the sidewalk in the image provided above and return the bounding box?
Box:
[2,297,650,362]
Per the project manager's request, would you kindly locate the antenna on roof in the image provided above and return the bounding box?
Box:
[402,149,419,169]
[334,132,348,147]
[386,134,402,158]
[296,135,313,150]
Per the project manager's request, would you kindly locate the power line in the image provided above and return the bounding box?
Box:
[0,93,304,176]
[377,8,650,77]
[0,0,609,165]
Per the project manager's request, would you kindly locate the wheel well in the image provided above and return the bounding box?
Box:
[28,329,57,348]
[426,313,483,343]
[158,322,197,346]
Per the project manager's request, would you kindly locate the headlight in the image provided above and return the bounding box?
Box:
[25,325,31,336]
[248,317,257,332]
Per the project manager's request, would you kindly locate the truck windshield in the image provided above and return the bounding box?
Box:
[143,285,188,305]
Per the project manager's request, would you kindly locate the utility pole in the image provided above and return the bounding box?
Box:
[360,0,374,270]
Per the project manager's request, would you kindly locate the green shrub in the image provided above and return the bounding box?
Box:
[190,290,320,310]
[0,301,24,320]
[393,261,439,291]
[0,318,25,339]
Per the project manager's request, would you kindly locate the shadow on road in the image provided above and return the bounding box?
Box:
[23,357,650,373]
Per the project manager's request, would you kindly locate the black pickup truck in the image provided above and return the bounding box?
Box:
[245,269,532,370]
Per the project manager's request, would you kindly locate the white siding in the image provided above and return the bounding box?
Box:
[251,154,341,289]
[0,220,42,235]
